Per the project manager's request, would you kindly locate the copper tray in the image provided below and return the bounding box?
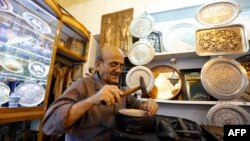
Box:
[196,24,249,56]
[207,103,250,127]
[148,65,182,99]
[201,57,249,100]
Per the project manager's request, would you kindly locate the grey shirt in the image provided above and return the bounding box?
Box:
[42,73,145,141]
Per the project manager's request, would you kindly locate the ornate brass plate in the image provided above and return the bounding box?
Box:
[196,1,240,26]
[201,57,249,100]
[148,65,182,100]
[207,103,250,127]
[196,24,249,56]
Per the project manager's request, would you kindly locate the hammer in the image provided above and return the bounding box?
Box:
[101,77,147,105]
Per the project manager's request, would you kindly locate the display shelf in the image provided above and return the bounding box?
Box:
[0,107,44,124]
[0,72,47,83]
[154,51,204,61]
[57,45,86,62]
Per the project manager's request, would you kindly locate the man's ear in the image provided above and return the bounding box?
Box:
[95,60,101,71]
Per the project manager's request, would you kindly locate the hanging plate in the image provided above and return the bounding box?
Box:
[0,82,10,105]
[196,24,249,56]
[201,57,249,100]
[14,82,45,107]
[126,66,154,95]
[23,12,51,34]
[0,57,23,73]
[28,61,49,78]
[148,65,182,100]
[163,23,197,53]
[128,40,155,66]
[129,14,155,38]
[196,1,240,26]
[207,103,250,127]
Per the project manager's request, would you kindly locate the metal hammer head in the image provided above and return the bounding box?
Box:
[140,77,147,97]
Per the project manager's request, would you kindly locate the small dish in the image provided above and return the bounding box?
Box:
[23,12,51,34]
[0,82,10,105]
[14,82,45,107]
[129,14,155,38]
[128,40,155,66]
[126,66,154,95]
[0,57,23,73]
[28,61,49,78]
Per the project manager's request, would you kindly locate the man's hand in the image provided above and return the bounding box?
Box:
[143,98,158,116]
[91,85,123,106]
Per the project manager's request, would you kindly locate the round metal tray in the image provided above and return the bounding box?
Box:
[207,103,250,127]
[128,40,155,66]
[129,14,155,38]
[201,57,249,100]
[0,82,10,105]
[196,1,240,26]
[148,65,182,99]
[126,66,154,95]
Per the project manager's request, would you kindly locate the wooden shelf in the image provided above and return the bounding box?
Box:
[57,46,86,62]
[0,107,45,124]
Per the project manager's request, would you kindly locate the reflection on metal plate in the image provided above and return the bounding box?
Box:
[196,24,249,56]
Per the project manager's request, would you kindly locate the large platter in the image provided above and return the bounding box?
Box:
[201,57,249,100]
[14,82,45,107]
[23,12,51,34]
[196,1,240,26]
[0,57,23,73]
[196,24,249,56]
[28,61,49,78]
[207,103,250,127]
[0,0,13,13]
[128,40,155,66]
[0,82,10,105]
[126,66,154,95]
[129,14,155,38]
[163,23,197,53]
[148,65,182,100]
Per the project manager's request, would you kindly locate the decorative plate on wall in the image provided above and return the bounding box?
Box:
[163,23,197,53]
[14,82,45,107]
[196,1,240,26]
[129,14,155,38]
[126,66,154,95]
[128,40,155,66]
[196,24,249,56]
[207,103,250,127]
[201,56,249,100]
[0,82,10,105]
[148,65,182,100]
[28,61,49,78]
[23,12,51,34]
[0,57,23,73]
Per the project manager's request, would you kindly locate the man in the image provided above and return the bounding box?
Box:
[42,47,158,141]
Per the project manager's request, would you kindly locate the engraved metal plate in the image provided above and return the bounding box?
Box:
[128,40,155,66]
[196,24,249,56]
[207,103,250,127]
[129,14,155,38]
[164,23,197,53]
[196,1,240,26]
[0,82,10,105]
[28,61,49,78]
[126,66,154,95]
[201,57,249,100]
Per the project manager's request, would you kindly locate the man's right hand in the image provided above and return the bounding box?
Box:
[91,85,123,106]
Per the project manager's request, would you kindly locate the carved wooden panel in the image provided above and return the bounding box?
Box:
[100,8,133,55]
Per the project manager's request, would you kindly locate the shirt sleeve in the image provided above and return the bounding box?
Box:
[42,80,87,135]
[126,94,147,110]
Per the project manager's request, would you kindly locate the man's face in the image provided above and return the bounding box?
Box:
[97,50,124,85]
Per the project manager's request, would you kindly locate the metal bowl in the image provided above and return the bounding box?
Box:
[116,109,156,133]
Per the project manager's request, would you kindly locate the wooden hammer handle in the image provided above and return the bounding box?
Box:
[122,85,141,96]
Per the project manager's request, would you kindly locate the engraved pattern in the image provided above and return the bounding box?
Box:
[207,103,250,127]
[201,57,249,100]
[197,26,245,55]
[130,15,155,38]
[196,1,240,25]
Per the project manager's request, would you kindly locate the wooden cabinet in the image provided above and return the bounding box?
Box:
[0,0,90,140]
